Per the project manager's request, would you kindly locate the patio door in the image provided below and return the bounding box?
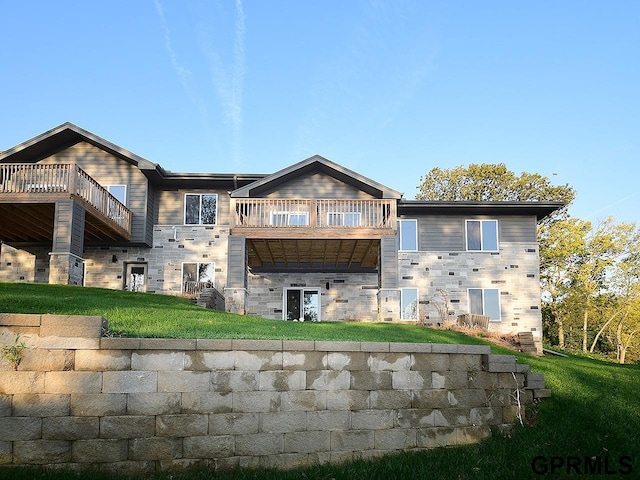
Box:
[284,288,320,322]
[125,263,147,292]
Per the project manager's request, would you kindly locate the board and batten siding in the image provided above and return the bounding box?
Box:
[260,171,377,199]
[155,189,231,226]
[40,142,151,245]
[398,215,539,252]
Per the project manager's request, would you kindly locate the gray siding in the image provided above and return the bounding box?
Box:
[41,142,150,244]
[52,200,85,256]
[380,235,398,288]
[398,215,538,252]
[156,189,231,225]
[145,184,157,246]
[227,235,246,288]
[261,171,376,199]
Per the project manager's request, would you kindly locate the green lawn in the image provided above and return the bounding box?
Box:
[1,283,639,479]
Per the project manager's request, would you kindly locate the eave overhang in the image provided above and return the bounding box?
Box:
[398,200,565,221]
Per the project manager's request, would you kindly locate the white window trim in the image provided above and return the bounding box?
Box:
[270,211,309,226]
[467,287,502,322]
[465,219,499,252]
[399,219,418,251]
[327,211,362,227]
[400,287,419,320]
[105,185,127,205]
[181,262,215,294]
[283,287,321,322]
[184,193,218,226]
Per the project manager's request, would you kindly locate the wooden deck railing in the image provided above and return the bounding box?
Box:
[232,198,396,229]
[0,163,131,233]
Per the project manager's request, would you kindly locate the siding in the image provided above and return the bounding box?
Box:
[380,235,398,288]
[261,171,376,199]
[227,235,246,288]
[52,200,85,256]
[398,215,538,252]
[155,189,231,226]
[41,142,150,244]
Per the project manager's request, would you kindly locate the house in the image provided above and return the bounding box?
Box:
[0,123,562,342]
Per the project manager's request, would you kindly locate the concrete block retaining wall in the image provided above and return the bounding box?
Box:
[0,314,549,475]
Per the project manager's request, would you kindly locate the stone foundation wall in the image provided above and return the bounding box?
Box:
[0,314,549,475]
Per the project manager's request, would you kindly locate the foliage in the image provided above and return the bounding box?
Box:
[0,334,27,370]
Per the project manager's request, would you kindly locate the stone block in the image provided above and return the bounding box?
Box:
[350,371,391,390]
[431,344,459,353]
[282,340,315,351]
[449,354,484,371]
[484,354,516,372]
[412,353,450,371]
[234,351,283,371]
[211,370,258,392]
[0,395,9,416]
[0,313,41,326]
[259,452,314,470]
[525,373,546,389]
[389,342,431,353]
[447,389,487,408]
[0,417,42,440]
[374,428,417,450]
[412,389,450,409]
[369,390,412,409]
[534,388,552,399]
[71,439,128,463]
[281,390,327,411]
[127,392,181,415]
[307,370,350,390]
[418,426,457,448]
[138,338,196,350]
[502,405,525,424]
[259,370,306,391]
[434,408,470,427]
[100,415,155,439]
[232,339,283,351]
[129,436,183,460]
[70,393,126,416]
[159,458,210,473]
[40,315,105,338]
[209,412,260,435]
[101,460,156,477]
[0,371,44,394]
[181,391,232,414]
[392,371,431,390]
[232,391,282,413]
[75,349,131,371]
[284,431,330,453]
[102,371,157,393]
[213,455,260,472]
[131,351,185,371]
[467,371,498,390]
[12,394,69,416]
[42,416,99,440]
[13,440,71,464]
[156,414,208,437]
[18,349,68,371]
[158,371,210,392]
[326,390,369,410]
[359,342,390,352]
[195,339,232,350]
[0,441,11,464]
[330,430,374,452]
[469,407,501,426]
[36,337,100,350]
[431,371,468,390]
[396,408,436,428]
[456,345,491,355]
[260,411,307,433]
[351,409,395,430]
[368,352,413,371]
[282,351,325,370]
[235,433,284,456]
[45,371,102,394]
[307,411,350,431]
[457,425,491,445]
[100,337,140,350]
[185,351,235,370]
[315,341,361,352]
[324,352,368,371]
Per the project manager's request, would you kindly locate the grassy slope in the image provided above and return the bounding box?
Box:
[1,283,639,479]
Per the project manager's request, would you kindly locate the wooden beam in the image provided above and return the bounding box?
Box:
[347,240,360,268]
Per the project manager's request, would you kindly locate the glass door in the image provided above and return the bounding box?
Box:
[285,288,320,322]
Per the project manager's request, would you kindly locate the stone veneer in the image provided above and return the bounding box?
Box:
[0,314,550,476]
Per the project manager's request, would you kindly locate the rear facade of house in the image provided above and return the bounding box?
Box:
[0,123,561,342]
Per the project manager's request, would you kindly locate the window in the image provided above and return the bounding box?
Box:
[270,212,309,226]
[399,219,418,251]
[468,288,501,321]
[182,262,214,295]
[106,185,127,204]
[466,220,498,251]
[401,288,419,320]
[327,212,361,227]
[185,194,217,225]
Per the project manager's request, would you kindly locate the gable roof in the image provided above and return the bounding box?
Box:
[230,154,402,199]
[0,122,159,172]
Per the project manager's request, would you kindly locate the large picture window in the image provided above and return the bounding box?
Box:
[399,219,418,251]
[466,219,498,251]
[401,288,419,320]
[185,194,218,225]
[182,262,215,295]
[468,288,501,321]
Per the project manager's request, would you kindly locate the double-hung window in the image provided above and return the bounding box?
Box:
[185,194,218,225]
[468,288,501,321]
[399,219,418,251]
[466,219,498,251]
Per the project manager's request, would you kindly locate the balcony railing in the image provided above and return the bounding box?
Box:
[232,198,396,229]
[0,163,131,234]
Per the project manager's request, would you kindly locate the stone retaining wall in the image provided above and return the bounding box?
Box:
[0,314,549,476]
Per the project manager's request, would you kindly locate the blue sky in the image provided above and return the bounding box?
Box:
[1,1,638,223]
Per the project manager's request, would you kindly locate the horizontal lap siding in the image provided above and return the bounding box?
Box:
[156,190,230,226]
[41,142,150,244]
[261,171,376,199]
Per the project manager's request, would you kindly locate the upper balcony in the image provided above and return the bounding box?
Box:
[0,163,132,243]
[230,198,397,239]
